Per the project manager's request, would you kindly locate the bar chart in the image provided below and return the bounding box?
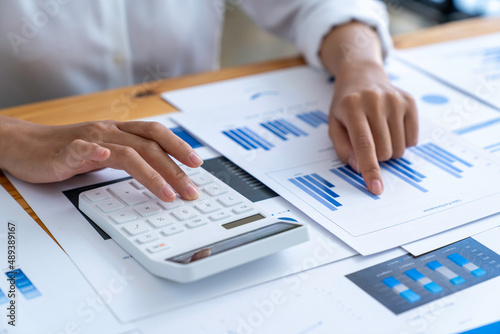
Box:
[347,238,500,314]
[454,117,500,158]
[296,110,329,128]
[222,127,275,151]
[5,268,41,300]
[260,119,308,140]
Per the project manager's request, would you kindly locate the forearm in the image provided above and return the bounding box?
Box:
[319,21,384,76]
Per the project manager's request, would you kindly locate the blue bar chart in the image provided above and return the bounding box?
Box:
[409,143,473,179]
[347,238,500,314]
[296,110,329,128]
[5,269,41,300]
[222,127,275,151]
[288,173,342,211]
[330,166,380,200]
[260,119,308,140]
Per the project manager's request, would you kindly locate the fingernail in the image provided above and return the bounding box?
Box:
[189,152,203,166]
[186,182,199,199]
[162,185,176,201]
[371,179,383,195]
[96,147,108,156]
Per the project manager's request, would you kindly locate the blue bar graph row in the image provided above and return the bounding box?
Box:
[454,117,500,135]
[382,276,421,303]
[260,119,308,140]
[222,127,275,151]
[331,166,380,200]
[5,269,41,300]
[381,157,429,193]
[448,253,487,277]
[296,110,329,128]
[409,143,473,179]
[484,142,500,154]
[289,173,342,211]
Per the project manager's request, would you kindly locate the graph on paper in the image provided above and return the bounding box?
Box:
[347,238,500,314]
[172,71,500,254]
[454,117,500,158]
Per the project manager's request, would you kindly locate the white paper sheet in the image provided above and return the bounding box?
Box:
[171,64,500,255]
[134,229,500,334]
[0,186,133,333]
[398,32,500,111]
[5,115,356,324]
[164,58,500,256]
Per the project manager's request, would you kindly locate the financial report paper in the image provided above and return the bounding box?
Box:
[398,32,500,111]
[171,65,500,255]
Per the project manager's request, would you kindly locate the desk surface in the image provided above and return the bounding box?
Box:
[2,17,500,241]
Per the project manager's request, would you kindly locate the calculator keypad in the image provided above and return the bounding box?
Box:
[80,165,263,254]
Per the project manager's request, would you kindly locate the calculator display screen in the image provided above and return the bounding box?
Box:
[166,222,299,264]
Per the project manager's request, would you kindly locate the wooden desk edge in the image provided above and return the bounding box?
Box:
[1,17,499,246]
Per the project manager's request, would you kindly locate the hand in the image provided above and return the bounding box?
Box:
[328,61,418,194]
[0,117,203,202]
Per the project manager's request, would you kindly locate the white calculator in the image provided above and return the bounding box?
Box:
[78,165,309,283]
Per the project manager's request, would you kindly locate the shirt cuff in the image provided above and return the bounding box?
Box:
[296,0,393,70]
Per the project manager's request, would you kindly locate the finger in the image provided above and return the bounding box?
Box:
[117,121,203,168]
[63,139,110,170]
[329,117,354,164]
[344,115,384,195]
[367,114,393,162]
[403,93,419,147]
[99,143,183,202]
[386,94,407,158]
[104,132,200,201]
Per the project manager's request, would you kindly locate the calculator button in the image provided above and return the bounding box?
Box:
[109,182,149,206]
[217,195,243,207]
[180,165,201,176]
[147,242,171,253]
[162,225,185,236]
[159,196,184,210]
[147,213,176,228]
[186,218,209,229]
[136,232,160,244]
[143,189,158,200]
[84,189,110,202]
[134,203,162,217]
[97,199,125,213]
[191,174,214,186]
[232,204,254,214]
[123,221,150,236]
[195,200,221,214]
[130,180,146,190]
[209,210,232,221]
[172,207,198,221]
[203,183,228,197]
[109,210,138,224]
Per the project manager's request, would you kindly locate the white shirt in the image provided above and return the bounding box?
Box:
[0,0,392,108]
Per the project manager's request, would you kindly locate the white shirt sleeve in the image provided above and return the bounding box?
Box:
[240,0,393,70]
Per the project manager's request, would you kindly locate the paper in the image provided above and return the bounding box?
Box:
[398,32,500,110]
[171,67,500,255]
[5,115,356,324]
[133,231,500,334]
[164,60,500,256]
[0,186,132,333]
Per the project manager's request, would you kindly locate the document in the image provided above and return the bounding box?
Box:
[171,63,500,255]
[0,186,132,333]
[398,32,500,110]
[5,116,356,324]
[133,228,500,334]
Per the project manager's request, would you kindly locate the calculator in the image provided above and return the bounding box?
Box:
[78,165,309,283]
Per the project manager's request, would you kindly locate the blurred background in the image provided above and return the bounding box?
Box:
[220,0,500,68]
